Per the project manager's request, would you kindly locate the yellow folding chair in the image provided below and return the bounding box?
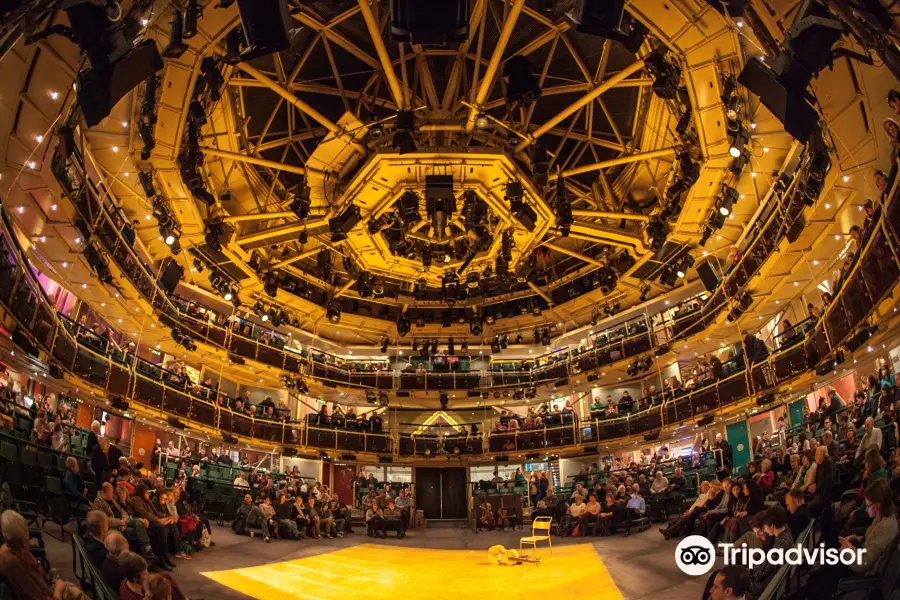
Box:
[519,516,553,559]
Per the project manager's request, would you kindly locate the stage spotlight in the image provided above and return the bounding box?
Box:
[183,0,200,38]
[142,75,160,125]
[441,271,460,305]
[504,55,542,108]
[397,314,411,337]
[412,340,419,353]
[566,0,628,42]
[474,113,490,129]
[639,283,651,302]
[729,147,751,175]
[290,180,311,218]
[138,119,155,160]
[138,171,156,197]
[431,339,439,355]
[676,254,695,279]
[235,0,300,62]
[461,340,468,353]
[448,338,455,355]
[326,300,341,324]
[200,57,224,102]
[644,47,682,100]
[329,204,362,242]
[646,219,667,253]
[554,179,573,236]
[396,191,420,224]
[162,11,189,58]
[540,328,551,347]
[393,110,418,154]
[729,127,748,158]
[469,315,483,337]
[380,337,389,354]
[264,272,279,297]
[224,28,244,63]
[415,277,427,300]
[500,334,509,349]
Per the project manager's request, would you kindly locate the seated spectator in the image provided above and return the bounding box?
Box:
[84,511,110,569]
[31,409,51,445]
[785,487,811,539]
[118,552,149,600]
[755,459,775,493]
[129,485,182,568]
[707,565,751,600]
[102,534,130,592]
[649,471,668,494]
[668,467,687,492]
[366,504,387,538]
[383,501,404,538]
[234,472,249,488]
[0,510,55,600]
[747,506,794,597]
[660,480,714,540]
[65,456,91,508]
[795,480,898,599]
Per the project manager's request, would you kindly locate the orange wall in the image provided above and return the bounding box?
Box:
[131,423,158,470]
[75,403,94,430]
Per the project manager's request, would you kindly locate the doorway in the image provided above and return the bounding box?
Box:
[415,467,467,520]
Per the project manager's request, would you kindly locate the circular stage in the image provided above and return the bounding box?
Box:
[157,527,705,600]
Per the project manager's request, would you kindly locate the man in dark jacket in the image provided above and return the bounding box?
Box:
[741,330,769,364]
[84,511,110,569]
[807,446,835,516]
[91,437,112,490]
[785,488,811,539]
[233,494,253,535]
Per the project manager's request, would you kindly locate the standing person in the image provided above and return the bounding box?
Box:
[92,437,113,491]
[87,420,102,455]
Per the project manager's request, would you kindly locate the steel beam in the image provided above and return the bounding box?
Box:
[514,59,646,152]
[570,210,651,223]
[201,146,307,175]
[357,0,405,109]
[465,0,527,132]
[236,218,330,246]
[550,147,677,179]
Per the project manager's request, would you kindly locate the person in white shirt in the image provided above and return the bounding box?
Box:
[856,417,884,461]
[234,473,249,487]
[649,471,669,494]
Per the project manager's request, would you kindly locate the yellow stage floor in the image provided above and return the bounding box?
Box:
[202,542,624,599]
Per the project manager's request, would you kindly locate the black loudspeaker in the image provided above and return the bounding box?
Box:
[282,447,298,457]
[236,0,296,62]
[846,327,875,352]
[341,454,357,461]
[390,0,470,45]
[167,417,186,429]
[222,432,238,444]
[697,414,715,426]
[159,258,184,295]
[78,40,163,127]
[57,125,76,159]
[786,216,805,244]
[737,58,819,143]
[111,397,130,411]
[643,430,660,441]
[510,199,537,232]
[494,455,509,463]
[378,456,393,463]
[396,391,410,397]
[48,364,62,379]
[756,394,776,407]
[696,261,721,293]
[11,330,37,356]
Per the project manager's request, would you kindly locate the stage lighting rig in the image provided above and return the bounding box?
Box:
[329,205,361,242]
[397,314,411,337]
[504,55,542,108]
[162,10,189,58]
[728,126,749,158]
[639,283,651,302]
[396,191,420,225]
[717,185,739,216]
[675,253,695,279]
[290,180,311,218]
[264,272,279,297]
[326,300,342,324]
[645,218,667,253]
[469,315,483,337]
[380,337,389,354]
[393,110,418,154]
[426,175,454,240]
[442,271,461,305]
[596,266,617,295]
[729,148,751,175]
[540,328,551,346]
[172,327,197,352]
[199,57,224,102]
[138,171,156,198]
[644,47,682,100]
[532,143,550,188]
[141,75,160,125]
[390,0,470,45]
[554,179,573,236]
[84,242,112,284]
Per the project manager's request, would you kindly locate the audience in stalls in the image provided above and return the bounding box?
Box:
[0,509,82,600]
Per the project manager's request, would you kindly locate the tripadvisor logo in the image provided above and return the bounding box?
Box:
[674,535,866,576]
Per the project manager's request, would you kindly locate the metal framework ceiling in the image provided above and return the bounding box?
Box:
[6,0,889,383]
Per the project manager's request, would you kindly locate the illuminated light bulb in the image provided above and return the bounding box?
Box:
[794,281,799,286]
[27,161,36,169]
[81,284,87,289]
[16,206,23,214]
[62,262,68,268]
[835,234,841,240]
[145,215,151,220]
[50,204,57,211]
[164,234,175,245]
[39,236,45,243]
[35,135,42,143]
[813,260,818,265]
[122,121,129,128]
[49,90,59,100]
[750,122,756,129]
[843,175,850,182]
[74,237,80,244]
[736,20,743,27]
[825,203,831,209]
[111,146,118,153]
[750,172,757,178]
[123,172,129,177]
[762,147,769,153]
